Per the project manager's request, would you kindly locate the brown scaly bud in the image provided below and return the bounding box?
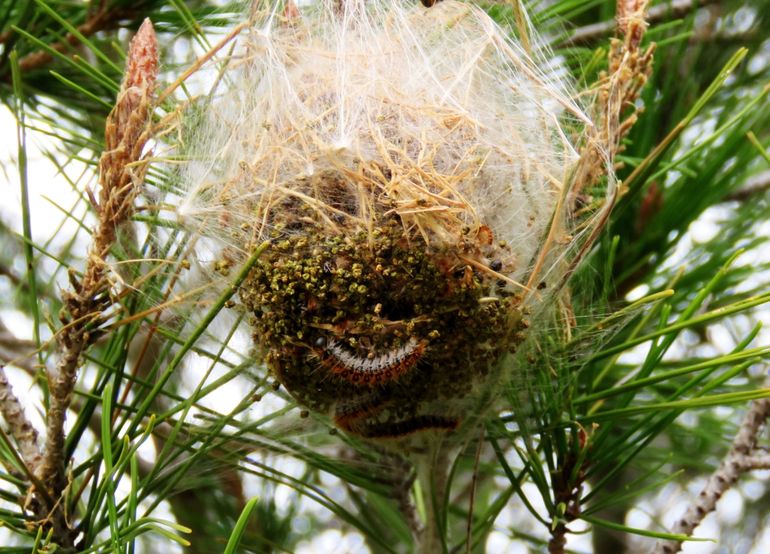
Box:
[111,18,158,149]
[97,18,157,245]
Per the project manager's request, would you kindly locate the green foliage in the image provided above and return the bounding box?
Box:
[0,0,768,552]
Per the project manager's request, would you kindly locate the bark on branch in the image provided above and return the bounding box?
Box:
[652,393,770,554]
[0,366,42,472]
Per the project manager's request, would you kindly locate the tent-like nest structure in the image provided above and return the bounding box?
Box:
[177,0,602,445]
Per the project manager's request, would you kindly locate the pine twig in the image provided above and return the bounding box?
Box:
[559,0,654,289]
[392,460,421,543]
[463,437,483,554]
[548,426,589,554]
[0,366,42,472]
[557,0,720,48]
[416,448,450,554]
[548,2,654,550]
[600,0,656,174]
[34,19,157,546]
[1,5,140,76]
[652,392,770,554]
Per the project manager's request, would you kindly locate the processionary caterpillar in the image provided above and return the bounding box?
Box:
[333,391,388,432]
[353,415,460,439]
[320,337,426,386]
[333,392,459,439]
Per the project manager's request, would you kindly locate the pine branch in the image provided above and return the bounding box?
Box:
[34,19,157,547]
[0,4,143,78]
[560,0,654,289]
[652,389,770,554]
[417,449,451,554]
[0,0,764,550]
[548,427,588,554]
[547,2,656,550]
[0,366,42,472]
[0,321,42,473]
[557,0,720,47]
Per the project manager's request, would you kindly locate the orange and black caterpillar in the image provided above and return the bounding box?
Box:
[332,386,458,439]
[318,337,426,386]
[333,391,389,432]
[353,415,459,439]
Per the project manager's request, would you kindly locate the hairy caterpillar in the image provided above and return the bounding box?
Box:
[334,390,459,439]
[353,415,460,439]
[333,391,389,433]
[320,338,426,386]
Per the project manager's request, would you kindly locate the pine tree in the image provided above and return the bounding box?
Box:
[0,1,768,552]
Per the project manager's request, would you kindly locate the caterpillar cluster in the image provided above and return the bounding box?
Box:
[323,342,458,439]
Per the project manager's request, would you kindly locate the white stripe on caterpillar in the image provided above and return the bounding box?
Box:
[321,337,425,386]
